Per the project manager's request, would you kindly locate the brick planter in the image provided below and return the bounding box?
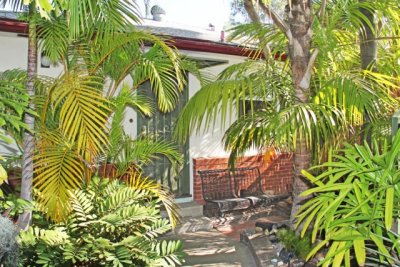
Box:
[193,153,294,205]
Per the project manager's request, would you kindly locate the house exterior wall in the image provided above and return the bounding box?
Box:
[0,31,294,203]
[192,153,294,205]
[0,32,63,155]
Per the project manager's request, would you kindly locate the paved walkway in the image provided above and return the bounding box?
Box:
[168,199,291,267]
[179,229,257,267]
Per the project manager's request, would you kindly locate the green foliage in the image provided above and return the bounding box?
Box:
[0,156,6,197]
[0,216,19,266]
[104,84,182,227]
[296,132,400,266]
[3,0,188,224]
[0,69,32,147]
[1,193,33,219]
[277,228,313,261]
[174,0,399,166]
[0,156,32,219]
[19,177,184,267]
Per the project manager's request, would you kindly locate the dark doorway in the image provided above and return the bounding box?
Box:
[137,81,190,198]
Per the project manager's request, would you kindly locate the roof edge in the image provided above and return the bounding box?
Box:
[0,18,287,60]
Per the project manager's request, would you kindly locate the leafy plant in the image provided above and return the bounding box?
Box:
[296,132,400,266]
[19,177,185,267]
[277,228,313,261]
[101,84,183,227]
[0,155,32,219]
[0,70,32,148]
[1,193,33,220]
[0,216,19,266]
[0,156,6,197]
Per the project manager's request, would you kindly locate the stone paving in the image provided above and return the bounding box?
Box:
[168,198,292,267]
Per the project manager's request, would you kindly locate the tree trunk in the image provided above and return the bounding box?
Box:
[286,0,314,227]
[18,4,37,230]
[359,0,376,144]
[359,0,377,70]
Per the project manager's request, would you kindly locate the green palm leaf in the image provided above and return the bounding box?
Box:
[34,130,85,221]
[49,71,111,159]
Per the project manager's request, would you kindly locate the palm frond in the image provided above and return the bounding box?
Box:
[114,136,183,173]
[34,130,85,222]
[227,22,287,59]
[37,16,69,63]
[224,103,347,162]
[174,60,292,143]
[132,43,185,112]
[66,0,141,40]
[0,69,30,146]
[48,70,111,160]
[126,173,181,228]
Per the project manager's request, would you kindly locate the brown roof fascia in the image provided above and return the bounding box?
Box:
[0,18,28,34]
[0,18,287,60]
[166,37,259,58]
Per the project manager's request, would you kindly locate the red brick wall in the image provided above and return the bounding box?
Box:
[193,153,293,204]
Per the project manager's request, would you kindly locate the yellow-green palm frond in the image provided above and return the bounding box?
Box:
[315,68,398,128]
[91,31,185,112]
[37,16,69,64]
[115,136,183,170]
[48,71,111,160]
[174,60,292,143]
[0,69,31,146]
[224,103,347,164]
[34,130,85,222]
[66,0,141,41]
[126,171,180,228]
[227,22,287,59]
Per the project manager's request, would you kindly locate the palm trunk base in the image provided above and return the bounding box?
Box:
[290,171,312,231]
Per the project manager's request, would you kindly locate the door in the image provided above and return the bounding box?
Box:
[137,81,190,198]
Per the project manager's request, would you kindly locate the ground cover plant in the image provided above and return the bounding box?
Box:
[296,133,400,266]
[18,177,184,267]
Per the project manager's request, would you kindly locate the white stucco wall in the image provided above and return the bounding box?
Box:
[0,32,63,156]
[0,31,253,200]
[0,32,63,76]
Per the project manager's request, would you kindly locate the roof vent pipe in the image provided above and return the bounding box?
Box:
[151,5,166,21]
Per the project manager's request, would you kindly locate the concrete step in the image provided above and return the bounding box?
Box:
[178,201,203,218]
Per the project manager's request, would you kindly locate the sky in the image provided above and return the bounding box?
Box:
[137,0,232,31]
[1,0,233,32]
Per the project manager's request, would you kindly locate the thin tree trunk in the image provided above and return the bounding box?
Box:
[359,0,376,145]
[359,0,377,70]
[286,0,314,227]
[18,4,37,230]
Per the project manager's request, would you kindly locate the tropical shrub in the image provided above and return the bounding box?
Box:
[19,177,184,267]
[296,133,400,266]
[0,216,19,266]
[0,70,31,148]
[277,228,313,261]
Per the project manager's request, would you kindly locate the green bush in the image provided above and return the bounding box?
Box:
[19,177,184,266]
[0,216,19,266]
[297,134,400,266]
[277,228,313,260]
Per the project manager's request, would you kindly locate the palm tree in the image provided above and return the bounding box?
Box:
[0,0,40,229]
[174,0,400,227]
[32,25,186,222]
[1,0,142,229]
[2,0,187,225]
